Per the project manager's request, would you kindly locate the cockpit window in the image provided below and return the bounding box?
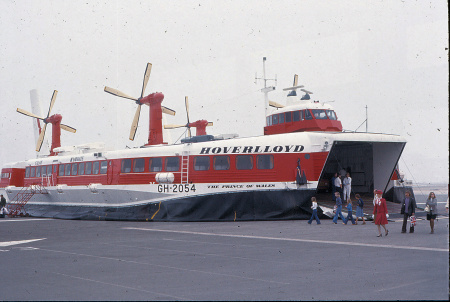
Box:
[326,110,337,120]
[304,110,313,120]
[311,109,328,120]
[285,112,292,123]
[272,114,278,125]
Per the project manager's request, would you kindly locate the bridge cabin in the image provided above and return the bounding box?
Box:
[264,92,342,135]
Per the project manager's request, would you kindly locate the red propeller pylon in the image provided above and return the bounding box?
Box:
[17,90,76,156]
[104,63,176,146]
[164,96,213,137]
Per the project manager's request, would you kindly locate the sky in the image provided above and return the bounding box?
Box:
[0,0,448,185]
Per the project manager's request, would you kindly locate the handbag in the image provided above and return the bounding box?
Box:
[410,215,416,227]
[424,205,430,212]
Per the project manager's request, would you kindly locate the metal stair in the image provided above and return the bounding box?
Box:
[181,151,189,184]
[6,184,48,217]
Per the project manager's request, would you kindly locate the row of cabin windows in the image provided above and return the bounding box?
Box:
[267,109,337,126]
[25,161,108,178]
[121,155,274,173]
[1,173,11,178]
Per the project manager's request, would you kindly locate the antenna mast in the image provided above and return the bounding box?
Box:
[255,57,277,117]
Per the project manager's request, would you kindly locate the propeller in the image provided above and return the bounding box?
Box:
[17,90,76,152]
[164,96,213,137]
[104,63,175,141]
[282,74,304,91]
[269,100,285,108]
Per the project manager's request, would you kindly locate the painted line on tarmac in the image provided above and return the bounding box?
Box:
[124,227,448,252]
[50,271,188,300]
[36,247,290,285]
[0,238,46,247]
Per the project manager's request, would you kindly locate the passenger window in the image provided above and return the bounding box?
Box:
[312,109,327,119]
[133,158,145,172]
[121,159,131,173]
[149,158,163,172]
[100,161,108,174]
[304,110,312,120]
[31,167,35,178]
[36,166,41,177]
[78,163,85,175]
[257,155,274,170]
[279,113,284,124]
[213,156,230,170]
[285,112,292,123]
[93,162,100,174]
[293,111,300,122]
[53,165,58,173]
[194,156,210,171]
[236,155,253,170]
[47,165,52,176]
[25,167,30,178]
[272,114,278,125]
[59,165,64,176]
[71,163,78,176]
[65,164,71,176]
[165,157,180,172]
[85,162,92,175]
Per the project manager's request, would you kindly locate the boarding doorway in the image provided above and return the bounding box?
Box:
[318,141,405,196]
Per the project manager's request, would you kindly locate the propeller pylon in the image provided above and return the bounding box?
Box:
[17,90,76,155]
[104,63,176,145]
[164,96,213,136]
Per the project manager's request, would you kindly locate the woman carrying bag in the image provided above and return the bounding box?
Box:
[425,192,438,234]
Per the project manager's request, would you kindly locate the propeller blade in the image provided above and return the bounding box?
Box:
[185,96,190,123]
[269,100,285,108]
[47,90,58,118]
[161,106,176,116]
[164,124,185,129]
[104,86,138,101]
[141,63,152,98]
[300,88,313,94]
[60,124,77,133]
[293,74,298,87]
[129,104,141,141]
[17,108,45,120]
[185,96,191,138]
[36,123,47,152]
[282,85,304,91]
[207,122,213,127]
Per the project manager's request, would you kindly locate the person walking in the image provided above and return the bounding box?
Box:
[400,190,416,233]
[0,194,6,219]
[343,198,356,225]
[332,192,345,224]
[425,192,438,234]
[0,194,6,208]
[373,189,389,237]
[308,197,321,225]
[342,173,352,201]
[355,194,366,225]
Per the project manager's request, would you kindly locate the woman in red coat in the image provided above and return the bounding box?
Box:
[373,189,389,237]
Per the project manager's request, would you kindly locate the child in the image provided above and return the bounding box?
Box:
[355,194,366,225]
[307,197,321,224]
[343,198,356,225]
